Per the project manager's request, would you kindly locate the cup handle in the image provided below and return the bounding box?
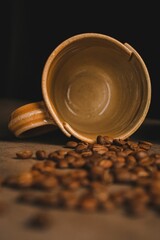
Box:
[8,101,58,138]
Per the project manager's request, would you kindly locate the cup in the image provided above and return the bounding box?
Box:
[8,33,151,143]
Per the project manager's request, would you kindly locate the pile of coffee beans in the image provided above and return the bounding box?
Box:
[1,135,160,227]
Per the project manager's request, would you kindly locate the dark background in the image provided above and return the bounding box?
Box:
[1,1,159,119]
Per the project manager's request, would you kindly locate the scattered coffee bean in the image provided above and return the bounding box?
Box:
[16,150,33,159]
[3,135,160,219]
[35,150,47,160]
[78,193,98,212]
[66,141,78,148]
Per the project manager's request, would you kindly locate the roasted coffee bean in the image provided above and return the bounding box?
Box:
[103,136,114,145]
[127,141,139,151]
[134,151,149,161]
[69,158,86,168]
[35,150,47,160]
[109,145,121,152]
[139,157,154,167]
[113,139,126,146]
[90,166,105,180]
[138,143,151,151]
[40,176,58,190]
[78,194,98,212]
[134,167,149,178]
[116,151,128,158]
[75,143,88,153]
[81,150,93,158]
[126,155,137,168]
[136,178,152,187]
[66,141,78,148]
[58,190,79,209]
[57,160,69,168]
[16,150,33,159]
[48,151,64,161]
[16,172,33,188]
[32,162,46,172]
[115,171,131,183]
[110,191,126,207]
[100,199,116,212]
[96,135,107,145]
[123,149,134,156]
[155,158,160,168]
[138,140,153,147]
[97,159,113,169]
[92,186,109,203]
[102,171,114,184]
[80,178,90,187]
[152,153,160,159]
[71,170,88,179]
[67,180,81,190]
[64,196,79,209]
[31,173,46,187]
[113,161,125,169]
[4,134,160,219]
[152,171,160,179]
[92,144,108,155]
[66,150,81,158]
[57,149,68,157]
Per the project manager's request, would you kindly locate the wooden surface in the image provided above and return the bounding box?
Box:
[1,99,160,240]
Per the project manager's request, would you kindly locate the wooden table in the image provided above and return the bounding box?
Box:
[0,99,160,240]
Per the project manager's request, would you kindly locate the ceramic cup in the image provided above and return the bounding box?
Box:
[8,33,151,143]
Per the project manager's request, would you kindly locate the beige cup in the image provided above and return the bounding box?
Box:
[8,33,151,143]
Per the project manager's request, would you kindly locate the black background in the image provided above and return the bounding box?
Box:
[1,1,159,119]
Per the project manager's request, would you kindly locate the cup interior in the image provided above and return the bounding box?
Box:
[43,34,151,141]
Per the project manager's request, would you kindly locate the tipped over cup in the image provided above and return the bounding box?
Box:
[8,33,151,143]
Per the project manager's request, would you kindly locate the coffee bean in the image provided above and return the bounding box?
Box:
[138,140,153,147]
[17,172,33,188]
[134,151,149,161]
[103,136,114,145]
[97,159,113,169]
[101,199,115,212]
[16,150,33,159]
[75,143,88,153]
[69,158,86,168]
[96,135,106,145]
[57,160,69,168]
[3,135,160,220]
[78,194,98,212]
[66,141,78,148]
[35,150,47,160]
[92,144,108,155]
[48,151,64,161]
[81,150,93,158]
